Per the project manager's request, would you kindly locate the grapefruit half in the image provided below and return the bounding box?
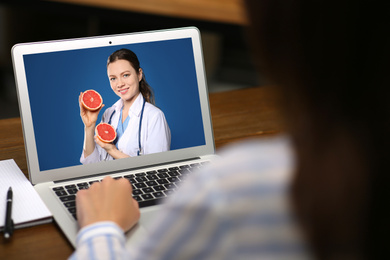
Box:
[96,123,117,143]
[81,89,103,111]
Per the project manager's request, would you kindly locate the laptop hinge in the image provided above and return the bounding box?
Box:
[54,157,201,184]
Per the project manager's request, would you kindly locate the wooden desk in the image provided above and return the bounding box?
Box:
[46,0,248,25]
[0,86,281,259]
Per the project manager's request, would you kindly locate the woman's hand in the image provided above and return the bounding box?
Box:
[95,136,117,152]
[79,92,104,128]
[76,176,140,232]
[95,136,131,159]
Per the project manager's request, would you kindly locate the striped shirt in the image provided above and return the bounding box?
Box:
[69,136,311,260]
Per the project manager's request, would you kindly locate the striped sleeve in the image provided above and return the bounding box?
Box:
[69,221,129,260]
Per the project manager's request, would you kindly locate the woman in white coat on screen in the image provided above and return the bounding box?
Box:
[79,48,171,164]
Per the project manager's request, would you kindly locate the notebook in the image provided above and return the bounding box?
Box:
[0,159,52,230]
[11,27,217,248]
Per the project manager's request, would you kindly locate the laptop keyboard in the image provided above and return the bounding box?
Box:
[52,162,209,220]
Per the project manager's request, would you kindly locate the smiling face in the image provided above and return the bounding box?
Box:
[107,59,143,107]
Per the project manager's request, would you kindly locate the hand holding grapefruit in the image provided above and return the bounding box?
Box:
[81,89,103,111]
[79,91,104,128]
[96,123,117,143]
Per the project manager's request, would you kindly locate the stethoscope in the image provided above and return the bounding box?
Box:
[106,99,146,158]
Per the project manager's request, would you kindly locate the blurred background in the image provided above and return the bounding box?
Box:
[0,0,262,119]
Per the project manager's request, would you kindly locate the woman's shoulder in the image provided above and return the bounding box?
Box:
[144,102,165,117]
[218,135,293,165]
[170,135,295,208]
[198,135,295,187]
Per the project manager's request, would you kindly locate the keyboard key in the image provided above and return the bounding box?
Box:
[138,199,158,208]
[60,195,76,202]
[168,167,179,171]
[133,195,142,202]
[133,189,143,195]
[127,178,136,184]
[64,201,76,208]
[77,182,89,187]
[180,165,190,169]
[146,170,157,175]
[147,174,159,180]
[164,183,177,190]
[52,187,64,191]
[67,189,78,195]
[113,176,122,180]
[146,181,158,187]
[141,194,154,200]
[168,171,180,177]
[124,174,135,179]
[142,187,154,194]
[68,207,76,214]
[154,185,166,191]
[135,173,146,177]
[133,189,143,196]
[153,192,165,198]
[157,168,168,173]
[167,177,179,183]
[157,173,169,178]
[55,190,68,197]
[134,183,147,189]
[157,179,169,185]
[135,176,148,182]
[65,184,76,189]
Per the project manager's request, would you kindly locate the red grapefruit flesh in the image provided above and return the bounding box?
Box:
[96,123,117,143]
[81,90,103,111]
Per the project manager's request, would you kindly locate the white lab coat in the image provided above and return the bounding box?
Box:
[80,93,171,164]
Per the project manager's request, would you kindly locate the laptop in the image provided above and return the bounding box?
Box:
[11,27,217,248]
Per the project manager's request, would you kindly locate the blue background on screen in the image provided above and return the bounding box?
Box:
[23,38,205,171]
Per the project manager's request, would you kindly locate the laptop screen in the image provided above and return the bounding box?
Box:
[12,28,214,184]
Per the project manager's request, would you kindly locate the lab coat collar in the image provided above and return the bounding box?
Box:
[111,93,144,119]
[128,93,144,118]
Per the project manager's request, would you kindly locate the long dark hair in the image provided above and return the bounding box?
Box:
[245,0,389,259]
[107,48,155,105]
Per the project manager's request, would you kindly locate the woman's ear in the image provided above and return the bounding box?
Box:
[138,68,143,82]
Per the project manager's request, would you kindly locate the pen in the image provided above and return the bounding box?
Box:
[4,187,14,239]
